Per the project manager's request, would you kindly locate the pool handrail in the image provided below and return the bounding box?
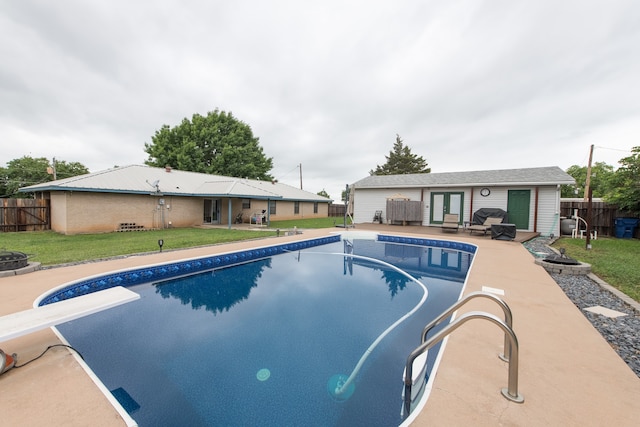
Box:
[404,311,524,415]
[421,291,513,362]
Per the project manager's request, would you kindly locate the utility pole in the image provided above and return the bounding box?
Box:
[583,144,594,201]
[584,145,594,250]
[299,163,303,190]
[585,187,593,250]
[47,157,57,180]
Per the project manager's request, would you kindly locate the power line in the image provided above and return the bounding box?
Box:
[595,145,634,153]
[273,164,300,182]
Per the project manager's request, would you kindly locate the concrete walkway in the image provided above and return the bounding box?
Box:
[1,227,639,426]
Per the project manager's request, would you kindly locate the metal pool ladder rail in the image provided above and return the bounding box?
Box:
[421,291,514,362]
[403,291,524,415]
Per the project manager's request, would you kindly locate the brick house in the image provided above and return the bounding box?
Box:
[20,165,331,234]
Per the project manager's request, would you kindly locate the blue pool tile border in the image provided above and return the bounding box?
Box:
[38,235,341,306]
[377,234,477,254]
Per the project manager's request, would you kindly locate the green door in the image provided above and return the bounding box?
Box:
[507,190,530,229]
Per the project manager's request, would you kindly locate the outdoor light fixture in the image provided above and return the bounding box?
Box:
[158,239,164,252]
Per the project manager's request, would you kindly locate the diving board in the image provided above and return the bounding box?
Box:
[0,287,140,343]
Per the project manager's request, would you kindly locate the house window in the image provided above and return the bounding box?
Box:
[313,202,318,213]
[242,199,251,209]
[269,200,276,215]
[294,201,300,214]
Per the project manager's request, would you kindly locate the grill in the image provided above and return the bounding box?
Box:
[0,251,29,271]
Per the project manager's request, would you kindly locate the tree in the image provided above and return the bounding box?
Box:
[1,156,89,198]
[370,134,430,175]
[561,162,615,198]
[317,189,330,199]
[54,160,90,180]
[144,109,274,180]
[605,146,640,215]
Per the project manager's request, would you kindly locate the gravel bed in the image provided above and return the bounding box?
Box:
[524,237,640,377]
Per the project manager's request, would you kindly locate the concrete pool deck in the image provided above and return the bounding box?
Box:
[1,226,639,426]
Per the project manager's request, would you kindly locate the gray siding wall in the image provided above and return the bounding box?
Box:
[354,184,561,235]
[470,185,560,233]
[536,185,561,236]
[353,189,422,224]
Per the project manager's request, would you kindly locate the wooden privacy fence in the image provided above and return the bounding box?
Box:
[560,200,638,238]
[0,199,50,232]
[328,204,346,217]
[386,200,422,225]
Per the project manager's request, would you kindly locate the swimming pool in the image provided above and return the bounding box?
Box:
[46,233,475,426]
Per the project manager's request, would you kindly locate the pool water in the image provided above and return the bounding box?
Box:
[56,237,473,426]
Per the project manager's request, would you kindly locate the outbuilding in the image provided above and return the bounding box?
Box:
[351,166,574,236]
[20,165,331,234]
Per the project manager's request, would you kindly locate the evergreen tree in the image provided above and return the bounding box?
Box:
[370,134,430,175]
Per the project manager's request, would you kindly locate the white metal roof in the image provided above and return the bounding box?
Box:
[353,166,575,189]
[20,165,332,202]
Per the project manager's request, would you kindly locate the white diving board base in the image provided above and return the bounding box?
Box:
[0,287,140,343]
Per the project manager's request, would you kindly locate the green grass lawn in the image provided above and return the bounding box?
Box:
[1,228,277,266]
[551,237,640,302]
[269,216,351,229]
[0,218,348,267]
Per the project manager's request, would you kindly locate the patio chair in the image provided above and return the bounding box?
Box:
[441,213,460,232]
[373,211,383,224]
[468,217,503,235]
[250,210,267,226]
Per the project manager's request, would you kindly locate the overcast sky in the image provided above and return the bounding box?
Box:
[2,0,639,200]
